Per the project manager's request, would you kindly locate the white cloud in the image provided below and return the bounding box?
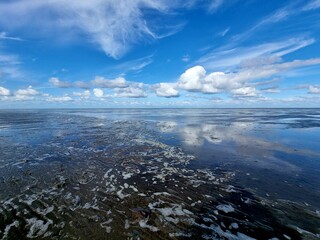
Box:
[0,31,22,41]
[178,66,206,91]
[0,0,181,59]
[0,54,20,64]
[73,90,90,98]
[46,95,73,102]
[303,0,320,11]
[115,84,147,98]
[231,87,258,97]
[49,76,143,91]
[49,77,89,89]
[207,0,225,13]
[181,54,190,62]
[218,27,230,37]
[0,50,24,79]
[93,88,104,98]
[15,86,39,95]
[308,85,320,94]
[49,77,72,88]
[260,86,280,93]
[12,95,35,101]
[110,55,153,73]
[48,75,148,98]
[155,83,179,97]
[230,2,306,44]
[0,86,10,96]
[74,81,90,89]
[178,66,228,93]
[196,38,315,70]
[177,58,320,95]
[91,76,128,88]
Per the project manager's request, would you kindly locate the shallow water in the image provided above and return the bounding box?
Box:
[0,109,319,239]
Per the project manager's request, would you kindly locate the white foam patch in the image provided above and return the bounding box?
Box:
[153,192,171,196]
[124,219,130,229]
[3,221,20,239]
[169,232,192,237]
[199,224,256,240]
[139,218,159,232]
[100,219,113,233]
[216,204,235,213]
[116,187,131,199]
[230,222,239,229]
[153,204,193,220]
[104,169,113,179]
[36,206,54,216]
[122,172,133,179]
[26,218,52,238]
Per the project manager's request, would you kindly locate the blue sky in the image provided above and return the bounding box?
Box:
[0,0,320,108]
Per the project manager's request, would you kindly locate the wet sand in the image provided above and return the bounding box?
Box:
[0,109,319,239]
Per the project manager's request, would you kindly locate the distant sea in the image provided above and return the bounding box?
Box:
[0,109,319,239]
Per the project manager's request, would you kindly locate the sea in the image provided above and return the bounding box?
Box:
[0,108,319,239]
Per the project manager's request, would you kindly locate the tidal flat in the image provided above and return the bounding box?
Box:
[0,109,319,239]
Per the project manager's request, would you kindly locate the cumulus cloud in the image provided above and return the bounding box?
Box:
[73,90,90,98]
[48,75,148,98]
[155,83,179,97]
[93,88,104,98]
[0,0,182,58]
[91,76,128,88]
[0,86,10,96]
[308,85,320,94]
[231,87,258,97]
[49,77,72,88]
[15,86,39,96]
[178,66,206,91]
[114,83,147,98]
[177,59,320,95]
[49,77,89,89]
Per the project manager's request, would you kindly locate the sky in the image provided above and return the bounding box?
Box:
[0,0,320,108]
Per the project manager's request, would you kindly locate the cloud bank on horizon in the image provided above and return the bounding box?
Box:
[0,0,320,108]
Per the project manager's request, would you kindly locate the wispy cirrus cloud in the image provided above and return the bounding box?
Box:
[302,0,320,11]
[207,0,225,12]
[195,37,315,71]
[0,0,184,59]
[0,32,23,41]
[0,50,24,79]
[105,55,153,75]
[230,1,317,44]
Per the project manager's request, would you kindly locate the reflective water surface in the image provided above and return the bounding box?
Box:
[0,109,319,239]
